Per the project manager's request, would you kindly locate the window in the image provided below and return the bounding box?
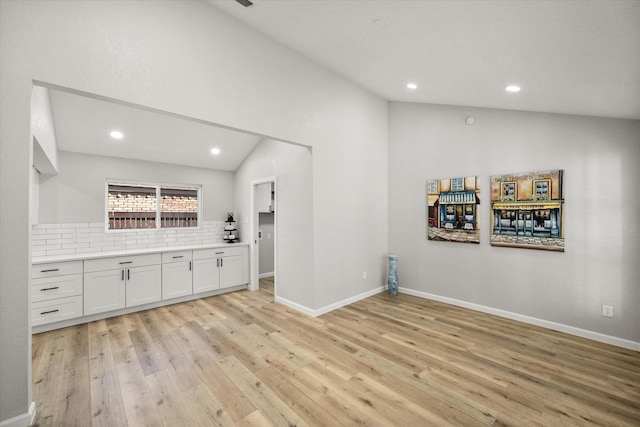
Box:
[107,181,200,230]
[533,179,550,200]
[451,177,464,192]
[501,182,516,201]
[160,187,198,228]
[427,180,439,194]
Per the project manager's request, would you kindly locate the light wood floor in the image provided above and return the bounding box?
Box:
[32,278,640,426]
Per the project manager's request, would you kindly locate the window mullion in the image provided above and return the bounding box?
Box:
[156,186,161,229]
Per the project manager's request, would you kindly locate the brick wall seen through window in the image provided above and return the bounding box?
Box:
[108,183,199,230]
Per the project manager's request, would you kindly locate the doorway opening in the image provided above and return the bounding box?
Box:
[251,178,276,300]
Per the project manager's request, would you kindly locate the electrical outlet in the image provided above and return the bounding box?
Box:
[362,272,367,280]
[602,305,614,318]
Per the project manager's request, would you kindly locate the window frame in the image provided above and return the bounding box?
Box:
[451,177,464,192]
[105,179,202,233]
[427,180,439,194]
[533,179,551,200]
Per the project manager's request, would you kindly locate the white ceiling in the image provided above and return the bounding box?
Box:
[210,0,640,120]
[49,89,262,171]
[48,1,639,171]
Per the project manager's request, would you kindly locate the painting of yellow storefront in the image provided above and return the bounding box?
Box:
[490,170,564,251]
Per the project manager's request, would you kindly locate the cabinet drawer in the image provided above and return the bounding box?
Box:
[193,246,246,260]
[193,248,224,260]
[32,274,83,303]
[84,253,161,273]
[32,295,83,326]
[162,250,192,263]
[32,261,83,279]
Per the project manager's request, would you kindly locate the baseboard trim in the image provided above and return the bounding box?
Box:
[0,401,36,427]
[399,287,640,351]
[258,272,274,279]
[276,286,386,318]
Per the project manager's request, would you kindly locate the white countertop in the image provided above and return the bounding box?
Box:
[32,242,250,265]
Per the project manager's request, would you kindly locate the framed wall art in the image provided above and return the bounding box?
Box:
[427,176,480,244]
[490,169,565,251]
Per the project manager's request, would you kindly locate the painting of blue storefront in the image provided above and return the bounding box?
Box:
[427,176,480,244]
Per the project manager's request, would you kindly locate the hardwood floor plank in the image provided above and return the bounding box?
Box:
[254,362,348,426]
[110,323,163,426]
[144,369,198,426]
[182,382,237,426]
[236,410,272,427]
[301,361,389,426]
[218,355,309,426]
[88,322,128,427]
[32,280,640,426]
[32,330,67,425]
[183,345,257,422]
[53,326,91,426]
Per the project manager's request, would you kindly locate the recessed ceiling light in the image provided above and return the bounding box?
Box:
[407,82,418,90]
[110,130,123,140]
[505,85,521,93]
[210,148,221,155]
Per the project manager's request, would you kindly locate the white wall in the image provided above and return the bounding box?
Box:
[39,151,234,224]
[31,86,59,175]
[0,1,388,423]
[233,139,315,308]
[388,101,640,346]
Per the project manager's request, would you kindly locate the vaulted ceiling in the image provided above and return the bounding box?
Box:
[210,0,640,120]
[48,1,640,172]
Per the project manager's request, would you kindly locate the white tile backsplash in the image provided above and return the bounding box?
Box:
[32,221,227,257]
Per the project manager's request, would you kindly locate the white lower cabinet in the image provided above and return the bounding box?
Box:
[33,245,248,331]
[220,251,245,289]
[84,253,161,316]
[162,250,193,299]
[83,268,126,316]
[193,246,248,292]
[193,255,220,293]
[31,261,83,326]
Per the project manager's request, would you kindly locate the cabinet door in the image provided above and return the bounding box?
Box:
[126,264,161,308]
[220,255,244,289]
[84,269,126,315]
[162,261,193,300]
[193,257,220,293]
[256,183,272,213]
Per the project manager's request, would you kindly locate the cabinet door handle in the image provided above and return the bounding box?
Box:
[127,269,130,280]
[215,251,224,254]
[40,309,59,315]
[172,255,184,259]
[220,258,223,268]
[119,261,133,265]
[216,258,220,268]
[189,261,192,271]
[40,268,60,273]
[40,286,59,291]
[121,270,125,281]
